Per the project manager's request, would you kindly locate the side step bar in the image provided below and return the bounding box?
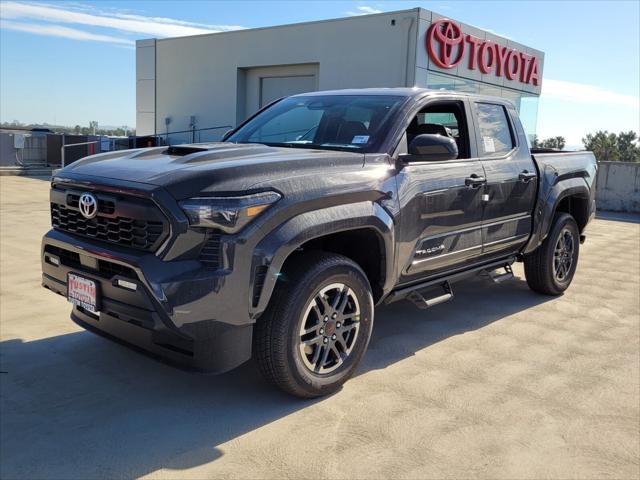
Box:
[482,264,513,284]
[384,256,516,306]
[407,281,453,309]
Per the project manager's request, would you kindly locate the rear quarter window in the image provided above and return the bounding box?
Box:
[475,103,514,157]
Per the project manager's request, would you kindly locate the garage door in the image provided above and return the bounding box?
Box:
[241,63,319,120]
[260,75,317,108]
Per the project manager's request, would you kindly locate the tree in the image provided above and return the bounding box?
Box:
[582,131,620,162]
[553,136,566,150]
[541,136,566,150]
[616,131,640,163]
[0,120,24,128]
[531,134,540,148]
[531,135,565,150]
[582,131,640,162]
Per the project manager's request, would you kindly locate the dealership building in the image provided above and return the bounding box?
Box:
[136,7,544,144]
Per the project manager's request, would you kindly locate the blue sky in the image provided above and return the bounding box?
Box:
[1,0,638,146]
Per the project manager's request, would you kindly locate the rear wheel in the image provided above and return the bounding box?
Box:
[524,212,580,295]
[253,252,374,398]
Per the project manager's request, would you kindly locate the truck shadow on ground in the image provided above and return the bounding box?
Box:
[1,274,552,479]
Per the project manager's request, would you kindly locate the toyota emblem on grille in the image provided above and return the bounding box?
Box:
[78,192,98,219]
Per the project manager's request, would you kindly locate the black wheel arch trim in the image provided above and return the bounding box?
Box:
[523,176,593,255]
[249,201,395,317]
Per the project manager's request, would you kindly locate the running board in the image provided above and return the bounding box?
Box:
[407,281,453,309]
[384,256,516,306]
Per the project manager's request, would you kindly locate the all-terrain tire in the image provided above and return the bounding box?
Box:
[524,212,580,295]
[253,252,374,398]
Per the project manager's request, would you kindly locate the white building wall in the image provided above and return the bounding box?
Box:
[136,8,544,141]
[136,39,156,136]
[142,10,419,141]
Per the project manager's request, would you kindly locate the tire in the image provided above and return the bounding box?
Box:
[253,252,374,398]
[524,212,580,295]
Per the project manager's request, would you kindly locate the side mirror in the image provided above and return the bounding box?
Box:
[402,133,458,162]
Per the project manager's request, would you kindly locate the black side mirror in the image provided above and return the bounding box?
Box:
[401,133,458,162]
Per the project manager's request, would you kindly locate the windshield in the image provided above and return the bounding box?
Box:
[226,95,406,152]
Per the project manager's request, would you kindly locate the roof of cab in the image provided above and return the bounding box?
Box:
[292,87,435,97]
[291,87,516,108]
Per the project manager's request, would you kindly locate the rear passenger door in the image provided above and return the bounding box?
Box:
[470,101,538,256]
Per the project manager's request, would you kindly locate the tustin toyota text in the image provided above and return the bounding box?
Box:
[42,88,597,397]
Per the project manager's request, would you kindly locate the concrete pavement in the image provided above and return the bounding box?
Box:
[1,176,638,479]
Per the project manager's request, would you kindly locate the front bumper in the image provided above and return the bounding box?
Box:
[42,229,253,373]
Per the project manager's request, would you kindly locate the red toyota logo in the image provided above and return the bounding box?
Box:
[427,19,465,69]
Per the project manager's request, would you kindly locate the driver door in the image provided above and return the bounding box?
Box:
[395,98,486,285]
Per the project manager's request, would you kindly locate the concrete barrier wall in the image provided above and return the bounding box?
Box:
[596,162,640,213]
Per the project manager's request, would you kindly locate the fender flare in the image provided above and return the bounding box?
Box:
[249,201,395,317]
[524,176,591,254]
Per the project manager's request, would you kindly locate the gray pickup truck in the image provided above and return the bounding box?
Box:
[42,88,597,397]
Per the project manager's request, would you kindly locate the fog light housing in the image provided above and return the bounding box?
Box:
[46,255,60,266]
[116,279,137,291]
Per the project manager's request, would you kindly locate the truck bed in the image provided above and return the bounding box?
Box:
[532,150,597,183]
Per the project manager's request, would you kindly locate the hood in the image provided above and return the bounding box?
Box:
[61,143,364,198]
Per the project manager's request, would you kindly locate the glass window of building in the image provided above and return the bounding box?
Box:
[518,95,539,143]
[421,71,539,142]
[425,72,455,91]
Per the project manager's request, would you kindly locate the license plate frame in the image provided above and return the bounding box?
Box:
[67,272,100,313]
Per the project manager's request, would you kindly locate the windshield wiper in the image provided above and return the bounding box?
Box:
[263,142,314,149]
[243,141,320,149]
[237,141,361,152]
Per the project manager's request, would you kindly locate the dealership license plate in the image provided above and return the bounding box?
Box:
[67,273,99,313]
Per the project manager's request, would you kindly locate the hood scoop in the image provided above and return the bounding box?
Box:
[165,145,211,156]
[161,143,290,164]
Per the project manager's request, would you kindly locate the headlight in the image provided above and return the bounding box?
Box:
[179,191,281,233]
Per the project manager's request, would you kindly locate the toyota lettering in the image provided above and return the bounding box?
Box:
[427,19,541,86]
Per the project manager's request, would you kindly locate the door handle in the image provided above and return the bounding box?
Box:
[465,174,486,188]
[519,170,537,183]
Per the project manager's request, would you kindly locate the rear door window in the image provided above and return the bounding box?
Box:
[474,103,514,157]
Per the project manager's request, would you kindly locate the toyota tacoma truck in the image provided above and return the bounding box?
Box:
[42,88,597,397]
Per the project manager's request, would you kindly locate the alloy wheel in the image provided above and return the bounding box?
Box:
[553,228,575,282]
[298,283,361,374]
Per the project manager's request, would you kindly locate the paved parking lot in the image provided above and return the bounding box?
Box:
[1,175,639,480]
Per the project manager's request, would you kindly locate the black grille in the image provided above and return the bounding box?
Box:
[52,204,163,251]
[199,233,222,270]
[97,259,136,279]
[44,245,136,279]
[45,244,81,269]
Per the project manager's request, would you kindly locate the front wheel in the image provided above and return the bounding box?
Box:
[253,252,374,398]
[524,212,580,295]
